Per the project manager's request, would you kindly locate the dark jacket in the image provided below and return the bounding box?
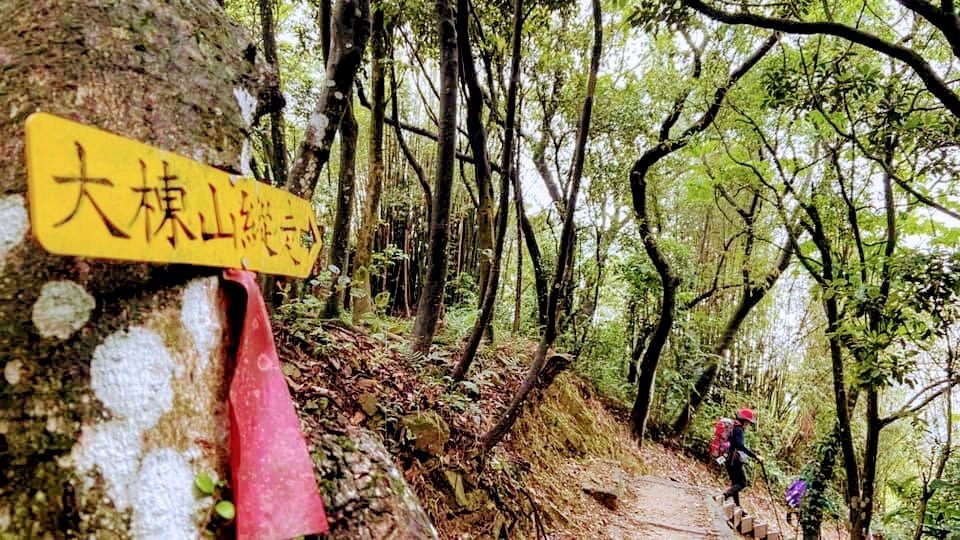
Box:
[727,422,757,463]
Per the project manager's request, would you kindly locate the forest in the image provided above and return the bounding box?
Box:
[1,0,960,539]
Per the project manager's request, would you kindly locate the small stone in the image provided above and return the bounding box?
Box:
[3,359,23,385]
[359,393,378,416]
[402,411,449,456]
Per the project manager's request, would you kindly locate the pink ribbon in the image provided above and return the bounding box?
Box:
[223,269,328,539]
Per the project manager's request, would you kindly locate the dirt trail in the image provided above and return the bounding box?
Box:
[550,457,736,539]
[606,475,735,539]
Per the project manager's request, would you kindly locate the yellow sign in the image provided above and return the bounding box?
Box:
[25,113,321,278]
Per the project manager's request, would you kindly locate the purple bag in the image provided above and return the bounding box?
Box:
[785,479,806,509]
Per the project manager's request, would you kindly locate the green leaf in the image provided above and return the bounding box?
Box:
[194,473,215,496]
[350,287,367,299]
[215,500,236,520]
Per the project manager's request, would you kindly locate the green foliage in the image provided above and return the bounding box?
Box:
[194,473,216,496]
[215,501,236,521]
[194,471,234,532]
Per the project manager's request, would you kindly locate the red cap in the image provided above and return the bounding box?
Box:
[737,408,756,424]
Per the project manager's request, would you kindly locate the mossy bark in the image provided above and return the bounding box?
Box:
[0,0,257,535]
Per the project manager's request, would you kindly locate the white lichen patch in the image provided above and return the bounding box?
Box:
[180,277,222,372]
[3,359,23,386]
[73,421,143,509]
[130,448,204,539]
[233,87,257,176]
[0,501,10,531]
[90,327,174,429]
[0,194,29,274]
[31,280,96,340]
[310,112,329,133]
[74,310,226,538]
[232,87,256,126]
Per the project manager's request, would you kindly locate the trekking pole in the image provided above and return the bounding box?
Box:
[758,461,788,537]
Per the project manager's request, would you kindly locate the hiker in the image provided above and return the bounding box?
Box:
[785,478,806,524]
[715,408,761,507]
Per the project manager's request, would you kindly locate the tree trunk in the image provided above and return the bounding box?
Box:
[456,0,495,337]
[259,0,288,186]
[411,0,458,353]
[515,176,548,327]
[513,211,523,333]
[670,241,793,435]
[800,387,860,540]
[0,0,256,534]
[801,425,839,540]
[627,156,680,441]
[453,0,521,381]
[627,34,776,441]
[627,335,645,383]
[482,0,601,450]
[287,0,370,200]
[324,97,358,319]
[389,33,432,217]
[351,7,386,324]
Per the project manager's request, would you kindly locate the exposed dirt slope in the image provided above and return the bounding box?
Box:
[274,319,844,539]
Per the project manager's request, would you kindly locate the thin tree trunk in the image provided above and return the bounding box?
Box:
[456,0,495,335]
[452,0,521,381]
[320,0,331,62]
[513,210,523,333]
[670,239,793,435]
[628,172,679,440]
[482,0,601,450]
[323,97,357,318]
[351,7,387,324]
[389,34,431,216]
[515,176,548,327]
[287,0,370,199]
[259,0,288,186]
[799,388,859,539]
[412,0,458,353]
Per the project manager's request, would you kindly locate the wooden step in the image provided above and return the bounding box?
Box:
[739,514,754,535]
[753,521,768,538]
[722,502,736,520]
[765,529,782,540]
[733,507,744,528]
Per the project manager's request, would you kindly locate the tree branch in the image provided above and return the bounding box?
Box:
[880,378,960,427]
[683,0,960,119]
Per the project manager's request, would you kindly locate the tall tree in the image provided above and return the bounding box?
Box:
[258,0,288,185]
[352,4,387,323]
[482,0,601,451]
[324,97,358,318]
[456,0,496,338]
[287,0,371,199]
[452,0,520,381]
[411,0,459,353]
[628,33,777,440]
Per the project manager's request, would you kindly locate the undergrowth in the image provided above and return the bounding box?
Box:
[273,295,649,539]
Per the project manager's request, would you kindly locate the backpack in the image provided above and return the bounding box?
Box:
[785,479,807,509]
[709,417,734,459]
